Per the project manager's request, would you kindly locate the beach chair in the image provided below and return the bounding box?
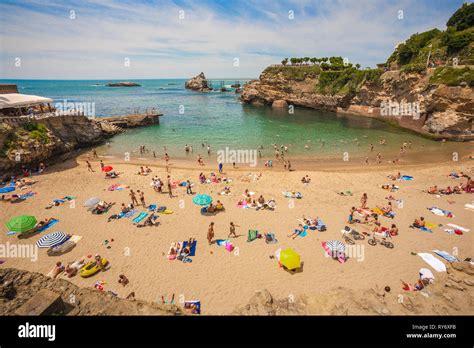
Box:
[247,229,258,242]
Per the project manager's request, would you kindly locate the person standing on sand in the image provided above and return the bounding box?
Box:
[229,222,238,238]
[153,151,156,159]
[93,149,98,159]
[370,144,374,152]
[218,162,223,174]
[207,145,211,155]
[86,161,94,172]
[164,153,169,165]
[186,180,193,195]
[100,160,104,170]
[167,175,173,198]
[360,193,368,209]
[129,190,138,206]
[138,190,146,207]
[207,222,215,245]
[288,161,292,171]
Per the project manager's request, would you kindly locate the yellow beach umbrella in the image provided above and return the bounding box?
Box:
[280,248,301,270]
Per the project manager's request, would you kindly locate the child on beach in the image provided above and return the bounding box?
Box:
[228,222,238,238]
[207,222,215,245]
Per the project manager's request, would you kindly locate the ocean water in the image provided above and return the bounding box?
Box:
[1,79,467,164]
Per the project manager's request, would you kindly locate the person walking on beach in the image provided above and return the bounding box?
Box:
[164,153,169,164]
[186,180,193,194]
[207,222,215,245]
[207,145,211,155]
[153,151,157,159]
[167,175,173,198]
[93,149,98,159]
[360,193,368,209]
[138,190,146,207]
[129,190,138,206]
[86,161,94,172]
[287,161,292,171]
[100,160,104,170]
[218,162,223,174]
[229,222,238,238]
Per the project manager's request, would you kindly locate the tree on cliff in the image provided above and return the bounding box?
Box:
[447,2,474,31]
[281,58,289,66]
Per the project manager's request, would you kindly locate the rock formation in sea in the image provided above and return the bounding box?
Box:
[185,72,212,91]
[106,82,141,87]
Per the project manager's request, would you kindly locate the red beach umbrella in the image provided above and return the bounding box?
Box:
[102,166,113,172]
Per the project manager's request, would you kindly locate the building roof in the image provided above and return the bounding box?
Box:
[0,93,53,109]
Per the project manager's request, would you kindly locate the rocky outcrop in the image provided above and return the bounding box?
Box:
[0,115,119,176]
[106,82,141,87]
[103,114,161,128]
[185,72,212,91]
[241,67,473,140]
[0,268,183,315]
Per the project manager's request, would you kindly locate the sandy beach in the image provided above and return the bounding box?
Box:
[1,152,472,315]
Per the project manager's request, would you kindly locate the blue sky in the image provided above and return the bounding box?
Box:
[0,0,469,79]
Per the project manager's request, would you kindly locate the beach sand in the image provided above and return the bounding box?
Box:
[0,155,472,314]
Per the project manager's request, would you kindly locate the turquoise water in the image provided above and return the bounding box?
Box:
[1,79,466,163]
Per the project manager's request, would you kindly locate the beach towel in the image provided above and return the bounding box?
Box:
[400,175,413,181]
[37,219,59,232]
[296,227,307,237]
[181,240,197,256]
[132,212,148,223]
[433,250,458,263]
[321,241,346,264]
[415,226,433,233]
[123,209,138,218]
[247,229,258,242]
[157,206,166,212]
[69,235,83,243]
[148,204,157,211]
[356,208,373,217]
[108,184,119,191]
[428,207,454,218]
[464,203,474,211]
[447,223,470,233]
[15,191,36,200]
[417,253,446,272]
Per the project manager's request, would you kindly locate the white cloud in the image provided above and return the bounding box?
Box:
[0,0,458,79]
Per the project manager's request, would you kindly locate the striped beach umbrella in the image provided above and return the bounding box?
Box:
[36,231,68,248]
[84,197,100,207]
[192,194,212,206]
[6,215,37,233]
[280,248,301,270]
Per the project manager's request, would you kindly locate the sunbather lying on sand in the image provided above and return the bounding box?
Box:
[51,262,65,279]
[387,172,401,180]
[427,185,439,194]
[288,224,305,239]
[137,212,159,227]
[401,268,434,291]
[65,259,85,278]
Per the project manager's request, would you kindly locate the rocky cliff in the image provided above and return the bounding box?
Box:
[0,268,182,315]
[241,66,473,140]
[185,72,212,91]
[0,115,119,176]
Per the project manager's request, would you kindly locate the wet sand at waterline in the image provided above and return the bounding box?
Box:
[0,156,472,314]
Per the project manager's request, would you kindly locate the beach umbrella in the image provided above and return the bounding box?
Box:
[192,194,212,206]
[102,166,113,172]
[324,240,345,256]
[6,215,37,233]
[280,248,301,270]
[84,197,100,207]
[36,231,68,248]
[0,183,15,193]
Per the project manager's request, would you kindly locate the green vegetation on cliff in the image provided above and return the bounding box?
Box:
[317,68,382,96]
[387,3,474,69]
[430,66,474,87]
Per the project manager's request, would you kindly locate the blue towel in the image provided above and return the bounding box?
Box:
[417,226,433,233]
[124,209,138,218]
[434,250,458,262]
[148,204,157,211]
[216,239,229,246]
[181,240,197,256]
[133,212,148,223]
[401,175,413,181]
[37,219,59,232]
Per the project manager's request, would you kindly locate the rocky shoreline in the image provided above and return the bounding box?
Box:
[0,114,161,176]
[241,67,473,141]
[185,72,212,91]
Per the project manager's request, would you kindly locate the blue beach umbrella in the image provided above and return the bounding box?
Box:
[192,194,212,206]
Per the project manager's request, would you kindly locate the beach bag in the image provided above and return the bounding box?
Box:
[247,229,258,242]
